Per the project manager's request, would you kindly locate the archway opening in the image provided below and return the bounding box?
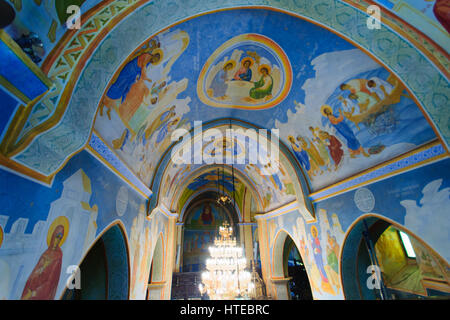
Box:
[171,191,240,300]
[147,234,165,300]
[272,230,313,300]
[61,224,129,300]
[181,194,239,273]
[341,217,450,300]
[284,236,313,300]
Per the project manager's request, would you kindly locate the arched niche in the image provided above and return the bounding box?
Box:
[341,215,450,300]
[147,233,165,300]
[61,223,130,300]
[181,196,238,273]
[271,229,313,300]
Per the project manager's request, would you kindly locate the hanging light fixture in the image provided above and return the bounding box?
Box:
[200,120,254,299]
[216,121,236,207]
[199,221,253,300]
[216,167,231,206]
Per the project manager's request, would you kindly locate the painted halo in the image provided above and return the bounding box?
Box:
[197,33,292,110]
[46,216,70,247]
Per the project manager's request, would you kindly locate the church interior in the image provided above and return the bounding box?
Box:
[0,0,449,301]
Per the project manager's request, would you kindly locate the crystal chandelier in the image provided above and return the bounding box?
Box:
[199,221,253,300]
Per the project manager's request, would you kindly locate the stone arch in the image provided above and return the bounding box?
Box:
[340,213,450,300]
[61,221,130,300]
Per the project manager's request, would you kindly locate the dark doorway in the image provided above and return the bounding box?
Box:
[61,224,129,300]
[284,236,313,300]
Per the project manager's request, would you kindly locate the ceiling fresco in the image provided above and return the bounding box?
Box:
[93,9,438,205]
[176,169,247,218]
[372,0,450,52]
[5,0,105,62]
[157,123,304,214]
[197,33,292,110]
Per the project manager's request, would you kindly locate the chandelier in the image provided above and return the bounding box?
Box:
[199,221,253,300]
[216,166,232,206]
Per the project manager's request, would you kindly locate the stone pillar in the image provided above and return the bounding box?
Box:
[271,277,292,300]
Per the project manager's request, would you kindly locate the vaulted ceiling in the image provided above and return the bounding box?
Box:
[90,7,440,220]
[3,1,448,222]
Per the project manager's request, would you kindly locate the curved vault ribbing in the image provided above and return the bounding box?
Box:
[1,1,447,189]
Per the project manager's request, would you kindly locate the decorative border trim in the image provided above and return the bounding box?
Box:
[310,141,447,202]
[87,133,152,198]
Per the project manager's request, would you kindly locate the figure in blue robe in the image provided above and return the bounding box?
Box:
[210,69,229,97]
[106,58,142,102]
[106,52,156,103]
[324,108,362,152]
[290,139,311,172]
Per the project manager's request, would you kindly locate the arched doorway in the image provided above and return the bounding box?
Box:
[171,191,240,300]
[272,230,313,300]
[147,234,165,300]
[61,224,129,300]
[284,236,313,300]
[341,216,450,300]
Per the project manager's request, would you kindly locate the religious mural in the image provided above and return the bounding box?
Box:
[373,0,450,50]
[129,205,166,299]
[183,202,231,272]
[0,167,98,300]
[21,216,69,300]
[276,49,436,191]
[197,33,292,109]
[5,0,101,62]
[174,168,247,218]
[0,150,167,300]
[88,9,437,207]
[95,29,191,185]
[262,158,450,299]
[159,125,298,213]
[0,3,448,301]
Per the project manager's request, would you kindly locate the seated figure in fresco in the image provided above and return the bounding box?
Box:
[366,76,394,101]
[341,74,409,130]
[321,105,369,158]
[339,78,371,96]
[248,65,273,100]
[233,57,253,81]
[209,60,235,99]
[348,92,378,114]
[101,45,162,121]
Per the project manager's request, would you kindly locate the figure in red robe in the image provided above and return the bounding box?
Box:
[21,225,64,300]
[200,204,214,225]
[319,131,343,170]
[434,0,450,33]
